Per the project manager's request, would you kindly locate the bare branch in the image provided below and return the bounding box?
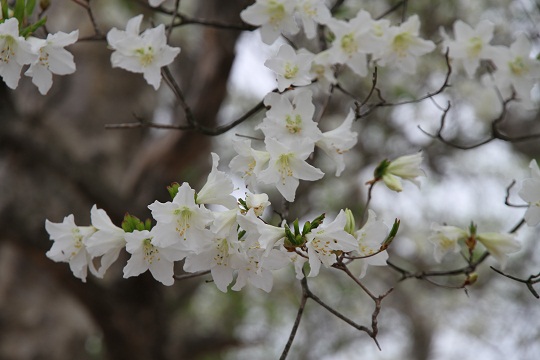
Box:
[490,267,540,299]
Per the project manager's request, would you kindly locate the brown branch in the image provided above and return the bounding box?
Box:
[279,277,309,360]
[174,270,210,281]
[387,251,490,283]
[490,267,540,299]
[71,0,102,37]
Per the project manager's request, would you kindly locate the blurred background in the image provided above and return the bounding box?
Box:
[1,0,539,359]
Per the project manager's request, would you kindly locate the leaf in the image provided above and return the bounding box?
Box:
[26,0,36,17]
[20,16,46,37]
[14,0,25,26]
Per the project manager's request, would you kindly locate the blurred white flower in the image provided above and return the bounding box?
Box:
[429,223,467,262]
[518,160,540,226]
[441,19,496,78]
[380,152,425,192]
[240,0,298,44]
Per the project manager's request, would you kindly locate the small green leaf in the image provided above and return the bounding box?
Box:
[121,213,152,233]
[310,213,325,230]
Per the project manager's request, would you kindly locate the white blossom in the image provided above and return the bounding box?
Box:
[25,30,79,95]
[45,215,97,282]
[264,44,314,91]
[518,160,540,226]
[107,15,180,90]
[240,0,298,44]
[316,108,358,176]
[0,18,36,89]
[123,229,176,286]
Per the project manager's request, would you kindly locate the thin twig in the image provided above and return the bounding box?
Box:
[173,270,210,280]
[279,277,309,360]
[490,267,540,299]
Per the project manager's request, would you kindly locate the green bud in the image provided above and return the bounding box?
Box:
[122,213,152,233]
[167,182,180,199]
[344,208,355,235]
[373,159,391,180]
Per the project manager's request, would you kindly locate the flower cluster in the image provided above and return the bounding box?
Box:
[442,19,540,105]
[0,18,78,95]
[45,153,393,290]
[229,90,358,201]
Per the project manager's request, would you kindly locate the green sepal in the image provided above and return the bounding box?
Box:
[19,16,46,37]
[468,221,477,236]
[381,218,400,250]
[122,213,152,233]
[167,182,180,200]
[293,219,300,236]
[374,159,391,180]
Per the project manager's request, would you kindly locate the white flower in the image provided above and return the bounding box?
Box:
[491,34,540,104]
[518,160,540,226]
[240,0,298,44]
[326,11,377,77]
[237,209,286,253]
[148,182,214,253]
[304,210,358,277]
[294,0,331,39]
[316,108,358,176]
[245,192,271,217]
[84,205,126,277]
[353,210,389,278]
[25,30,79,95]
[123,229,176,286]
[441,20,496,78]
[230,246,289,292]
[184,211,240,292]
[264,44,314,91]
[258,137,324,202]
[107,15,181,90]
[0,18,36,89]
[373,15,435,74]
[229,139,271,190]
[380,152,425,192]
[429,223,468,263]
[197,153,237,209]
[45,215,97,282]
[257,90,322,147]
[309,49,337,91]
[477,232,521,269]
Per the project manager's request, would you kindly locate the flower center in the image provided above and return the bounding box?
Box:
[277,153,294,183]
[174,207,192,239]
[392,32,413,57]
[341,33,358,55]
[0,36,15,63]
[284,62,299,79]
[467,37,483,57]
[136,47,155,67]
[143,238,160,264]
[508,56,527,76]
[267,0,286,27]
[285,114,302,133]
